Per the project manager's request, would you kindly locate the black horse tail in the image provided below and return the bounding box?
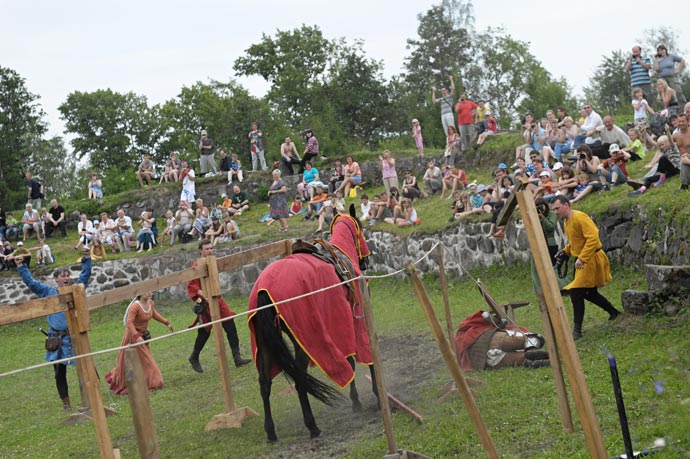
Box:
[254,291,341,407]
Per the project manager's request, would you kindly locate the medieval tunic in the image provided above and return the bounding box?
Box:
[105,300,170,394]
[562,210,612,290]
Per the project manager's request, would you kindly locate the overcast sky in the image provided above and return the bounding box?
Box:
[3,0,688,140]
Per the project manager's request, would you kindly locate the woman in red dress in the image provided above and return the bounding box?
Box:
[106,292,173,394]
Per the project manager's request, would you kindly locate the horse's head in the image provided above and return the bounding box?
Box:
[329,205,371,271]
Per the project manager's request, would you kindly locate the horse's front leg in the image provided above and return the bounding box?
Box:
[258,347,278,442]
[347,356,362,412]
[294,343,321,438]
[368,364,381,409]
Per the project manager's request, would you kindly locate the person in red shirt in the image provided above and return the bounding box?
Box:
[187,240,250,372]
[475,112,498,148]
[454,92,478,151]
[597,143,630,188]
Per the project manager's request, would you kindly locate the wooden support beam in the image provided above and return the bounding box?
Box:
[125,348,160,459]
[436,246,454,351]
[0,293,71,326]
[516,190,607,457]
[405,264,499,459]
[496,179,525,227]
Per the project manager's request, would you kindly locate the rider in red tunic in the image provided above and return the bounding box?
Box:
[187,239,250,373]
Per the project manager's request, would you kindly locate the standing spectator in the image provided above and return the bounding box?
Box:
[280,136,302,175]
[632,87,655,127]
[268,169,289,233]
[432,76,455,135]
[550,196,621,339]
[625,45,655,108]
[198,129,217,176]
[26,173,43,209]
[172,201,194,245]
[411,119,424,157]
[301,129,319,171]
[248,122,267,172]
[474,99,490,135]
[88,173,103,200]
[137,155,155,187]
[444,125,460,167]
[179,161,196,203]
[15,248,92,411]
[115,209,134,252]
[379,150,398,198]
[654,44,686,106]
[422,160,443,196]
[454,92,478,151]
[22,203,40,241]
[228,185,250,216]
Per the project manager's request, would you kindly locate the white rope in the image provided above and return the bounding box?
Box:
[0,240,444,379]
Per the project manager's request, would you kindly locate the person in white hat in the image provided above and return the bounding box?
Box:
[597,144,631,189]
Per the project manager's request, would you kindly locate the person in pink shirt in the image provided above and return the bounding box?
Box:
[455,92,478,151]
[411,119,424,157]
[379,150,398,197]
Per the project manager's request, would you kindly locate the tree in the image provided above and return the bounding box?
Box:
[59,89,165,172]
[583,50,631,115]
[23,133,80,200]
[0,67,47,209]
[441,0,475,30]
[234,25,334,126]
[519,68,578,124]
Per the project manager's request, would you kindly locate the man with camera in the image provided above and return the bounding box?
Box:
[186,239,250,373]
[625,45,655,108]
[550,196,621,340]
[14,248,92,411]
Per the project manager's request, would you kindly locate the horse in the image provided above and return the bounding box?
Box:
[248,204,379,442]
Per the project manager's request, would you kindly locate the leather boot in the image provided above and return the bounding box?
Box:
[188,353,203,373]
[524,359,550,369]
[232,347,251,367]
[572,325,583,341]
[525,349,549,361]
[62,397,72,412]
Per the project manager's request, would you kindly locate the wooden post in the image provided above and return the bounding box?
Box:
[62,284,117,459]
[124,348,159,459]
[359,281,431,459]
[405,264,499,459]
[200,256,258,431]
[516,190,607,458]
[436,246,454,348]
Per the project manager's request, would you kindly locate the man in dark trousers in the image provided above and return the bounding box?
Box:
[187,239,250,372]
[15,248,92,411]
[551,196,621,339]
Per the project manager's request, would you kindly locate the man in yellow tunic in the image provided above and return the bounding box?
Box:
[551,196,621,339]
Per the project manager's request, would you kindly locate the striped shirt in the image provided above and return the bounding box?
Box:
[630,56,652,87]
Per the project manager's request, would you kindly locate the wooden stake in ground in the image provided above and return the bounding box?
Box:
[436,246,454,348]
[199,256,258,431]
[62,284,119,459]
[358,280,431,459]
[516,190,607,457]
[404,264,499,459]
[124,348,160,459]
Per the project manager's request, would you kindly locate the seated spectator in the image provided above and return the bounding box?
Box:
[303,186,328,221]
[556,166,579,200]
[137,155,155,187]
[0,206,5,241]
[115,209,135,252]
[45,199,67,239]
[38,207,49,238]
[359,194,373,221]
[474,112,497,148]
[136,210,156,252]
[161,210,176,245]
[526,155,555,193]
[90,238,107,261]
[570,145,602,204]
[599,115,631,153]
[384,197,418,227]
[422,161,443,196]
[369,189,399,226]
[510,157,528,180]
[572,103,603,149]
[0,241,14,270]
[227,185,250,216]
[533,171,556,201]
[10,241,31,268]
[495,175,515,202]
[280,136,302,176]
[327,158,345,194]
[167,151,181,182]
[209,202,222,221]
[33,239,54,266]
[289,195,304,218]
[88,174,103,200]
[315,194,336,233]
[657,78,679,116]
[217,215,240,243]
[552,117,578,162]
[220,193,232,210]
[189,198,210,240]
[172,201,194,245]
[622,128,646,160]
[98,211,118,252]
[515,113,534,161]
[228,153,244,183]
[629,135,681,195]
[597,144,630,188]
[298,161,326,200]
[74,214,94,249]
[337,156,362,198]
[401,170,421,201]
[440,165,466,200]
[22,203,41,241]
[204,215,225,245]
[160,159,175,183]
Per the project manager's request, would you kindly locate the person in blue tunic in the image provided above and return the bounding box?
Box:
[14,248,92,411]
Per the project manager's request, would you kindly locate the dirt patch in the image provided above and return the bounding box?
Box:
[257,334,444,459]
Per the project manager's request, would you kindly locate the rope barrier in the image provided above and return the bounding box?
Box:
[0,240,444,379]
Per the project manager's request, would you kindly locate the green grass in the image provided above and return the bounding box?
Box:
[1,262,688,458]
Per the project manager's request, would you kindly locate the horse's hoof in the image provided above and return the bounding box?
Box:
[266,434,278,444]
[352,400,363,412]
[310,428,321,439]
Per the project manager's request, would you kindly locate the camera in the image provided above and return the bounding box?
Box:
[536,202,548,216]
[579,153,586,160]
[554,250,569,270]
